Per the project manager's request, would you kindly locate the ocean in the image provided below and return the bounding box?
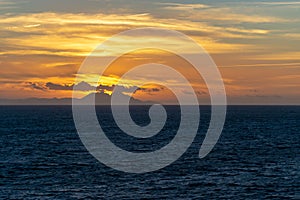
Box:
[1,106,299,199]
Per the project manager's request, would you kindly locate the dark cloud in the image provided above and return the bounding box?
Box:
[46,81,96,91]
[26,82,47,91]
[46,82,73,90]
[96,84,115,91]
[26,81,165,95]
[97,84,164,95]
[135,87,164,93]
[97,84,139,94]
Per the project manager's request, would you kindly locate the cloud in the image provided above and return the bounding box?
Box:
[0,3,299,103]
[26,82,47,91]
[97,84,115,91]
[135,86,164,93]
[46,81,96,91]
[283,33,300,39]
[0,11,270,59]
[259,2,300,6]
[23,24,41,28]
[0,0,16,10]
[160,3,210,11]
[44,81,149,94]
[90,82,165,95]
[46,82,72,90]
[96,84,162,94]
[160,3,287,24]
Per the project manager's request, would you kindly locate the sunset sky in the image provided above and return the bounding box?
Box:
[1,0,299,104]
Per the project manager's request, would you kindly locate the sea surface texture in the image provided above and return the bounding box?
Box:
[1,106,299,199]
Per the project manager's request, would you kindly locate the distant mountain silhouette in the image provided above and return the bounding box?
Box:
[80,92,151,105]
[0,97,72,105]
[0,92,152,105]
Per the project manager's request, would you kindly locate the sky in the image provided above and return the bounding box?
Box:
[0,0,300,104]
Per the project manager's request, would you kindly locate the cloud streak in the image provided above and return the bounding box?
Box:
[0,11,273,58]
[0,1,299,104]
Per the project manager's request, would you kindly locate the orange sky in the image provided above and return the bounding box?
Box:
[0,0,299,104]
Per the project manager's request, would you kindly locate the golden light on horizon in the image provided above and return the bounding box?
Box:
[0,1,299,104]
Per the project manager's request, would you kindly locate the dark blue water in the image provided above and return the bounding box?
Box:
[1,106,299,199]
